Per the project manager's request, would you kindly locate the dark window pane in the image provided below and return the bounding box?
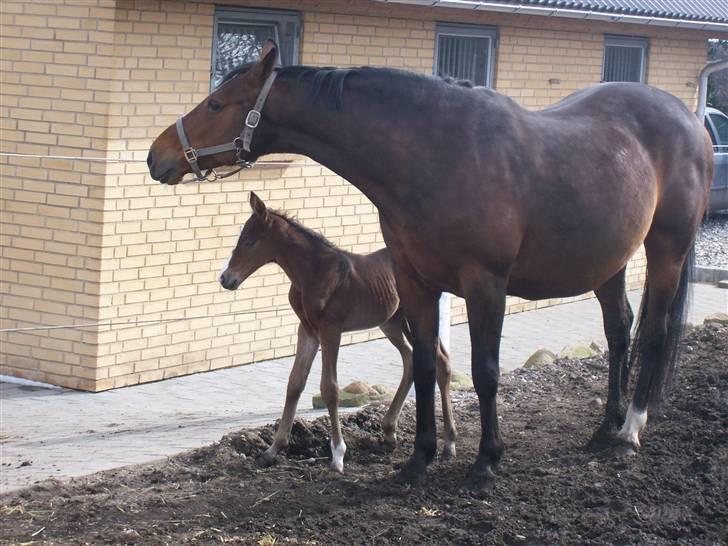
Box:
[709,113,728,145]
[603,45,643,82]
[437,35,490,86]
[213,23,277,87]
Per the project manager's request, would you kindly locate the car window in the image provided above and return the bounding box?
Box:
[705,119,717,145]
[709,113,728,145]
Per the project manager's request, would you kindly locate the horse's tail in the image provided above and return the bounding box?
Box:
[629,245,693,409]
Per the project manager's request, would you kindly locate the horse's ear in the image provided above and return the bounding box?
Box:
[250,40,278,85]
[250,192,268,220]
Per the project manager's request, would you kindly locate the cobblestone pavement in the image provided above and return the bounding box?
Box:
[1,283,725,493]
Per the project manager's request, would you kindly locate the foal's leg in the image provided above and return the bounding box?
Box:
[379,313,413,446]
[435,341,457,460]
[463,272,507,491]
[319,327,346,472]
[259,323,319,466]
[588,268,633,449]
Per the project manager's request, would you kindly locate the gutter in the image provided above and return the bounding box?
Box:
[697,59,728,119]
[374,0,728,31]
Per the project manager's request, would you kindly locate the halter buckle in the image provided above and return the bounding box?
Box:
[184,147,198,163]
[245,110,261,129]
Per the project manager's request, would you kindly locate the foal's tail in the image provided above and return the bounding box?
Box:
[629,245,694,408]
[399,308,450,359]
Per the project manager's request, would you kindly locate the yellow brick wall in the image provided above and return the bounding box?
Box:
[0,0,717,390]
[0,0,117,390]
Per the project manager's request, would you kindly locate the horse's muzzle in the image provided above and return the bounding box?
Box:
[147,151,178,185]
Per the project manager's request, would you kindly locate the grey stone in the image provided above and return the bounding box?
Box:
[559,343,600,359]
[703,312,728,325]
[312,390,369,409]
[523,349,556,369]
[450,370,473,390]
[718,280,728,289]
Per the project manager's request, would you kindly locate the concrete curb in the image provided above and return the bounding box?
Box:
[694,266,728,284]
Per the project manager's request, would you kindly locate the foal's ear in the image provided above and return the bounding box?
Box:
[250,192,268,220]
[249,39,278,86]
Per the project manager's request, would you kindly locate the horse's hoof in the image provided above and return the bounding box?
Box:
[441,442,456,462]
[613,443,638,458]
[587,428,618,452]
[462,464,496,495]
[586,420,624,452]
[330,460,345,473]
[256,450,277,468]
[395,454,429,486]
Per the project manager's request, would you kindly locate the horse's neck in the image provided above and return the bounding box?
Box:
[268,72,440,209]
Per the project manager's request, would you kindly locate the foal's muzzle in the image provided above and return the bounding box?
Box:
[219,271,242,291]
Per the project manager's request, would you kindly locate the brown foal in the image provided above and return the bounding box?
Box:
[219,193,456,472]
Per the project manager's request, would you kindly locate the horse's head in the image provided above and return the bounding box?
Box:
[147,41,279,185]
[219,192,278,290]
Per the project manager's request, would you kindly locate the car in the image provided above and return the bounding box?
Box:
[704,106,728,212]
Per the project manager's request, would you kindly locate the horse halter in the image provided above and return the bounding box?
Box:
[175,69,279,182]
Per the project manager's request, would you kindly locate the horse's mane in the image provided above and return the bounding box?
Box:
[271,209,343,253]
[217,63,475,110]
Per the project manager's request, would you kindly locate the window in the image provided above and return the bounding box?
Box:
[211,7,300,89]
[602,35,647,83]
[434,23,496,88]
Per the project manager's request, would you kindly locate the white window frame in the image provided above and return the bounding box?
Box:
[211,7,301,90]
[602,35,648,83]
[434,23,497,88]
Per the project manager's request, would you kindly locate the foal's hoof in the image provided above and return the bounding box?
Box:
[441,442,456,462]
[462,464,497,495]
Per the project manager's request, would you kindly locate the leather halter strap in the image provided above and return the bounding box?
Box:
[175,69,278,181]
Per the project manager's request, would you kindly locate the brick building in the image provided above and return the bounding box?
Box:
[1,0,726,391]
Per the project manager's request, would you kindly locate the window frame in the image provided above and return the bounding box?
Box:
[434,22,497,88]
[211,7,301,91]
[602,34,648,84]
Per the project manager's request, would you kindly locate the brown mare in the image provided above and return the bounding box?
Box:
[219,192,456,473]
[148,41,713,490]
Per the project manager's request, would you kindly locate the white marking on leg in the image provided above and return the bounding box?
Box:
[618,403,647,447]
[330,438,346,473]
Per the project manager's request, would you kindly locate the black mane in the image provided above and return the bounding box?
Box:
[217,62,475,110]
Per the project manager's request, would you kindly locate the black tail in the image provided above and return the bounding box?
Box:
[628,245,693,408]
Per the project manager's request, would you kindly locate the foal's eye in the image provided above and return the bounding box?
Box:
[207,99,223,112]
[243,238,256,247]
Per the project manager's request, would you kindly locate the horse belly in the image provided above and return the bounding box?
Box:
[508,224,648,300]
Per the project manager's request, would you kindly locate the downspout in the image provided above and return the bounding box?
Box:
[697,59,728,119]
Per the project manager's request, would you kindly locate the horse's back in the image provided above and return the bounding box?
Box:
[503,83,711,298]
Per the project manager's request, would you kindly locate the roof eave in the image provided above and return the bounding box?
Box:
[375,0,728,31]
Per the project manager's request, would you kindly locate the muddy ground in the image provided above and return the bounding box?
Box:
[1,325,726,545]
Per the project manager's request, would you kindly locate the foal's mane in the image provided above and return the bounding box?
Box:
[218,62,475,111]
[270,209,343,253]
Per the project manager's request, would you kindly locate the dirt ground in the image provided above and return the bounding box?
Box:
[1,325,726,545]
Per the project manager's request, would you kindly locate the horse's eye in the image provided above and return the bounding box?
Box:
[243,238,257,247]
[207,99,222,112]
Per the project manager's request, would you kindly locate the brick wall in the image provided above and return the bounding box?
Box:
[0,0,717,390]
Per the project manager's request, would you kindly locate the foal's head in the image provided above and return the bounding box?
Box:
[219,193,279,291]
